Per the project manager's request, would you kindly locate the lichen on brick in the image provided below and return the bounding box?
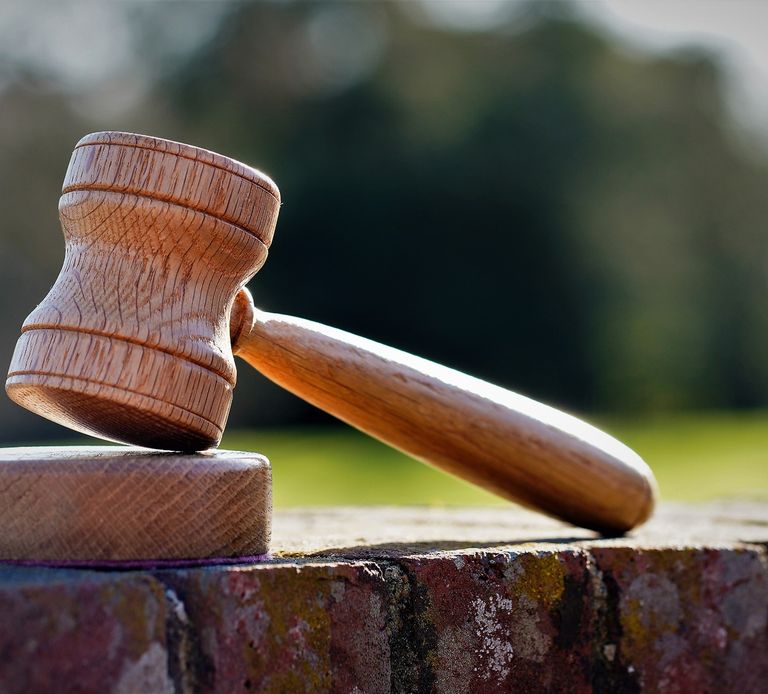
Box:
[0,569,170,694]
[2,505,767,692]
[591,545,768,692]
[505,550,567,607]
[620,572,682,650]
[114,642,174,694]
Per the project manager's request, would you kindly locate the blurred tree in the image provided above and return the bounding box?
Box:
[1,1,768,441]
[0,80,92,441]
[161,2,768,421]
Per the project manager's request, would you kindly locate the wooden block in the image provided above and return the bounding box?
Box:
[0,446,271,563]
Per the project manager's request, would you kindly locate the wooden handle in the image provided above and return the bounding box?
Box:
[232,290,657,532]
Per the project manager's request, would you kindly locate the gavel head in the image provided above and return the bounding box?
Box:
[6,132,280,451]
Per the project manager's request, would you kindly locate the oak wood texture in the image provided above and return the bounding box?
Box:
[0,447,271,561]
[232,291,656,533]
[5,131,657,533]
[7,131,280,451]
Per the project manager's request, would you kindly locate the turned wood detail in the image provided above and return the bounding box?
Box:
[7,132,279,450]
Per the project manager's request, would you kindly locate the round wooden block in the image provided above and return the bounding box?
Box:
[0,446,271,563]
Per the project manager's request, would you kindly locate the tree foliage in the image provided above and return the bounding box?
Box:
[1,2,767,440]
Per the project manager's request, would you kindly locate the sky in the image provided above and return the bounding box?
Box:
[593,0,768,137]
[1,1,767,135]
[422,0,768,137]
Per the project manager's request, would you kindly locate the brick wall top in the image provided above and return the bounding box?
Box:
[1,502,766,693]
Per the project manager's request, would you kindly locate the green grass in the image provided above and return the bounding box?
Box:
[601,411,768,503]
[222,427,503,507]
[39,411,768,507]
[220,411,768,507]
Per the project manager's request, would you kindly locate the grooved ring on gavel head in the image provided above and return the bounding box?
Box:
[6,132,281,451]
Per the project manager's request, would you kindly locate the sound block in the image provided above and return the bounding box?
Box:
[0,446,271,564]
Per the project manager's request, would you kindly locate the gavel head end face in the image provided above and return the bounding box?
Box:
[6,132,280,450]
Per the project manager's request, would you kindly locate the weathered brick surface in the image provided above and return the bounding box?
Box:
[0,502,766,693]
[591,546,768,693]
[160,562,393,693]
[0,569,172,693]
[395,549,598,693]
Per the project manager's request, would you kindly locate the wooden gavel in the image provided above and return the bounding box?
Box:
[6,132,657,533]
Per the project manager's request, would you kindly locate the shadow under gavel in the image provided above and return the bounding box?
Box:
[6,132,657,534]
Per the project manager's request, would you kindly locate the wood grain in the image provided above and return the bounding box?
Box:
[7,132,280,450]
[5,131,657,534]
[232,291,656,533]
[0,447,271,561]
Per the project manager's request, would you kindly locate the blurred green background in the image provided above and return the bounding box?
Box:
[1,1,767,504]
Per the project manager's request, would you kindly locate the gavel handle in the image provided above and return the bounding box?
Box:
[231,290,657,533]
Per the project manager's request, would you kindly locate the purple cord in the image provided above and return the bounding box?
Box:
[0,553,272,570]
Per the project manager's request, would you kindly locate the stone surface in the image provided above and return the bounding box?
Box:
[0,569,172,693]
[0,502,766,693]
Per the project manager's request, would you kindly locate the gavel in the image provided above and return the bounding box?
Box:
[6,132,657,534]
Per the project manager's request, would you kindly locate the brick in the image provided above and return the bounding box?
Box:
[0,568,171,694]
[1,503,767,692]
[591,546,768,693]
[159,561,392,693]
[392,549,595,693]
